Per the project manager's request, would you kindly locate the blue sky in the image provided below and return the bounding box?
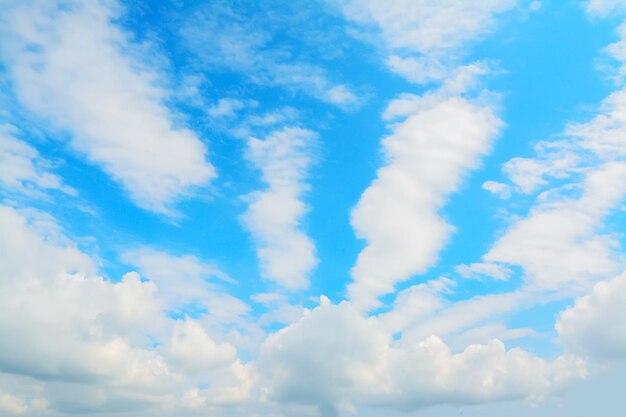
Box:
[1,0,626,416]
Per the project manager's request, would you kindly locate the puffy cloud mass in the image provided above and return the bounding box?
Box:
[557,271,626,361]
[0,205,248,414]
[258,299,585,416]
[0,203,589,416]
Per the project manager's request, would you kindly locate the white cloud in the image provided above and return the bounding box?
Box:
[0,202,595,416]
[0,205,173,411]
[242,127,318,290]
[0,124,73,196]
[485,168,626,292]
[482,180,512,198]
[121,247,236,310]
[181,3,358,108]
[456,262,513,281]
[387,55,449,85]
[0,204,253,413]
[484,128,626,292]
[208,98,258,119]
[258,299,585,416]
[500,140,582,195]
[0,393,28,415]
[557,270,626,361]
[586,0,626,17]
[399,290,530,346]
[377,278,452,334]
[471,7,626,302]
[251,292,306,325]
[0,1,215,214]
[338,0,517,83]
[349,96,503,310]
[165,319,237,373]
[339,0,516,54]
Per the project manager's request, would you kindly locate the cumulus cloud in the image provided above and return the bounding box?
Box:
[349,96,502,310]
[0,205,250,413]
[165,319,237,373]
[557,270,626,361]
[242,127,318,290]
[0,0,215,214]
[0,205,171,410]
[258,299,585,416]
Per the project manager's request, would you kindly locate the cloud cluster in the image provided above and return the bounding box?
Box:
[0,204,593,416]
[0,205,250,414]
[259,299,585,417]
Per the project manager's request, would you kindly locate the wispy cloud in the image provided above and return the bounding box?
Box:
[0,123,74,197]
[180,2,359,108]
[337,0,518,84]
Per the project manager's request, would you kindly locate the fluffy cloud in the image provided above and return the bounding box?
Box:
[258,299,585,417]
[242,127,318,290]
[0,205,250,413]
[349,96,502,310]
[165,320,237,373]
[557,271,626,361]
[0,0,215,214]
[0,205,172,411]
[0,202,594,416]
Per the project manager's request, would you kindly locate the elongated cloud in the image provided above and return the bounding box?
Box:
[0,1,214,214]
[349,97,502,310]
[242,127,318,289]
[483,58,626,293]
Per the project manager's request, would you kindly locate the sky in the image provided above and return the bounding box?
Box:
[0,0,626,416]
